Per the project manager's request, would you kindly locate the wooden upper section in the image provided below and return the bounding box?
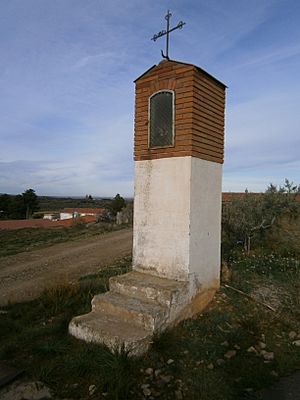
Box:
[134,60,226,163]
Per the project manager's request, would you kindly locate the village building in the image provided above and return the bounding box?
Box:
[59,208,105,220]
[43,212,60,221]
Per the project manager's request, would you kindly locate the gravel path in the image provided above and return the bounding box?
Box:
[0,228,133,306]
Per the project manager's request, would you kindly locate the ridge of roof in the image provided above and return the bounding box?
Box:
[62,208,105,213]
[134,59,227,88]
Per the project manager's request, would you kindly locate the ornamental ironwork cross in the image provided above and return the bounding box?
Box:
[151,10,186,60]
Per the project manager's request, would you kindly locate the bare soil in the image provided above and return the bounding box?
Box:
[0,228,133,306]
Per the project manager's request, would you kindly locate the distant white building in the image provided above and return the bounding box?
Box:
[43,212,59,221]
[60,208,105,220]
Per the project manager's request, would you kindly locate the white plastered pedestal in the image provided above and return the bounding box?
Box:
[68,156,223,355]
[133,156,222,295]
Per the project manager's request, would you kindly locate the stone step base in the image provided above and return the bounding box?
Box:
[91,291,168,331]
[69,310,152,356]
[109,270,189,307]
[69,271,215,355]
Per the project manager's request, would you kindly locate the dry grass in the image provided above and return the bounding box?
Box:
[0,222,128,257]
[0,254,299,399]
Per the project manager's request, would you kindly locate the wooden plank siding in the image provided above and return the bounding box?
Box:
[134,60,226,163]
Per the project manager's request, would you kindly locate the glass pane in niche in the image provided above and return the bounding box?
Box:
[149,91,174,148]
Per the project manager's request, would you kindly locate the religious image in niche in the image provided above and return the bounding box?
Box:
[149,91,174,148]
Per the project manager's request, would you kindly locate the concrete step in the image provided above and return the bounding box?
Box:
[91,291,169,331]
[69,311,152,356]
[109,271,189,307]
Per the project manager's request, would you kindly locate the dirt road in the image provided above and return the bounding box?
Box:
[0,228,133,306]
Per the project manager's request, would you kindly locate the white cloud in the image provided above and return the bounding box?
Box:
[232,43,300,70]
[0,0,299,195]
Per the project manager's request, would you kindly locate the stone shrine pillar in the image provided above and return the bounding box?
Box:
[69,59,226,355]
[133,59,226,291]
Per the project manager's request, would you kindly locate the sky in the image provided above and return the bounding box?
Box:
[0,0,299,197]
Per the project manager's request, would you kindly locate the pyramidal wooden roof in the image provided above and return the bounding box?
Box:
[134,59,227,88]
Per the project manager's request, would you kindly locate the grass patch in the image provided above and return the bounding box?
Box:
[0,223,130,257]
[0,254,299,399]
[79,256,132,292]
[0,256,133,399]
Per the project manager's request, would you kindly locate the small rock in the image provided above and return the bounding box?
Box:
[224,350,236,359]
[183,350,189,354]
[102,393,108,397]
[28,383,52,399]
[207,363,214,370]
[216,359,225,366]
[141,384,150,389]
[2,381,52,400]
[289,331,297,339]
[196,360,204,366]
[234,344,241,350]
[247,346,257,354]
[221,341,229,347]
[143,387,151,397]
[175,390,183,399]
[154,369,162,377]
[167,359,174,365]
[261,351,274,361]
[258,342,266,349]
[160,375,172,383]
[261,334,266,341]
[89,385,97,396]
[145,368,154,375]
[292,340,300,347]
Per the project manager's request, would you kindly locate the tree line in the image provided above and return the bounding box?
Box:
[2,181,298,256]
[222,179,300,257]
[0,189,39,220]
[0,190,126,221]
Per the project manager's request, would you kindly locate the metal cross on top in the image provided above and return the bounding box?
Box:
[151,10,186,60]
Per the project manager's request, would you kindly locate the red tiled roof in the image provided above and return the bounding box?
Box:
[55,215,96,227]
[62,208,105,214]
